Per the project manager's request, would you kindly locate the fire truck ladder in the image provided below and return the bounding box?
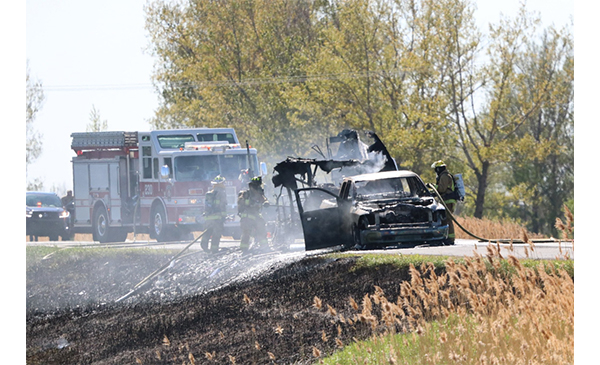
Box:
[71,131,138,151]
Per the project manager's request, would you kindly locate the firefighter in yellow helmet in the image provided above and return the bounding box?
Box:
[201,176,228,253]
[237,176,269,252]
[431,160,456,245]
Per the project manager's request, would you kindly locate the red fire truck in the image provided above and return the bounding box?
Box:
[70,128,265,242]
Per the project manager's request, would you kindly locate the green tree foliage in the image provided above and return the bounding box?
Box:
[86,105,108,132]
[145,0,573,235]
[26,62,46,191]
[442,5,572,221]
[146,0,328,158]
[26,62,45,167]
[504,26,574,236]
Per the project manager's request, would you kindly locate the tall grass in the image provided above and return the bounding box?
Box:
[318,246,574,364]
[454,216,546,241]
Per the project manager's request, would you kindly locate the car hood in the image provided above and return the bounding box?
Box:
[355,197,439,212]
[27,206,65,213]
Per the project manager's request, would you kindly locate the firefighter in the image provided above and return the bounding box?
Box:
[61,190,75,227]
[201,176,228,253]
[238,176,269,252]
[431,160,456,245]
[61,190,73,207]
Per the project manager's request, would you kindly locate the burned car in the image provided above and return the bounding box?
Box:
[26,191,72,241]
[294,170,448,250]
[269,130,398,250]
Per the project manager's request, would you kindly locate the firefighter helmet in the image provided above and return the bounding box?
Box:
[431,160,446,169]
[249,176,262,187]
[212,175,226,185]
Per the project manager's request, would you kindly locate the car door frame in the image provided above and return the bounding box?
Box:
[294,187,344,251]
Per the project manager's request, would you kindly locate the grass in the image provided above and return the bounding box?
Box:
[454,216,547,241]
[26,245,180,270]
[26,216,574,364]
[26,232,154,242]
[338,253,450,272]
[316,248,574,364]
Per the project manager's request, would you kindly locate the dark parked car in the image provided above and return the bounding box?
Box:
[26,192,72,241]
[294,170,448,250]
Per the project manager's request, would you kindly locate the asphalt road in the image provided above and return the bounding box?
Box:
[27,237,573,260]
[362,238,574,260]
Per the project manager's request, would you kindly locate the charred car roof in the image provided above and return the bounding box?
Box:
[342,170,419,182]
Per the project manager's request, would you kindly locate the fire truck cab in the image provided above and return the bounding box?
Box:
[71,128,264,242]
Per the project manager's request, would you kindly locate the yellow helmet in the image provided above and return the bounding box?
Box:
[431,160,446,169]
[211,175,226,186]
[249,176,263,187]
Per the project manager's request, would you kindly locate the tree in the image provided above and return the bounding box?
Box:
[505,26,574,235]
[283,0,456,174]
[26,62,45,168]
[444,5,573,220]
[145,0,573,234]
[146,0,325,161]
[86,105,108,132]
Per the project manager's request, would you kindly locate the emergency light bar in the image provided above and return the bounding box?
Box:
[183,142,241,151]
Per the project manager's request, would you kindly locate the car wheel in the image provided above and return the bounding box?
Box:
[151,205,170,242]
[49,234,59,241]
[93,206,111,243]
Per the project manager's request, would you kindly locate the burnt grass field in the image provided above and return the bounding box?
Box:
[26,246,418,364]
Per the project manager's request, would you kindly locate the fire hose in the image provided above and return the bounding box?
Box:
[426,184,526,244]
[115,230,207,303]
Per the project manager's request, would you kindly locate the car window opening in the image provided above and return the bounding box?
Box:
[355,177,416,200]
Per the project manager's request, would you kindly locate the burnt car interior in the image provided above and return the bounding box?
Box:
[353,177,432,204]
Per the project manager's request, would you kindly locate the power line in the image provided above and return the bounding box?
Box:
[35,68,412,92]
[41,83,154,92]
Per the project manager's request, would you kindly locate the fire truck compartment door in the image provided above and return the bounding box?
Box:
[89,163,109,191]
[294,187,343,251]
[73,162,91,223]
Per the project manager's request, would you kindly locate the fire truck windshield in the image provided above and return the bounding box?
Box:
[197,133,236,144]
[174,154,257,182]
[157,135,195,149]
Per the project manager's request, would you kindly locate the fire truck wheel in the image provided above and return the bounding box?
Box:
[151,204,170,242]
[93,206,111,243]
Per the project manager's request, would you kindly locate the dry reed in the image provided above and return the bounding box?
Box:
[454,216,546,240]
[320,244,574,364]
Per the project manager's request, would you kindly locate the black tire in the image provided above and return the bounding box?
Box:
[49,234,59,242]
[93,206,111,243]
[150,204,170,242]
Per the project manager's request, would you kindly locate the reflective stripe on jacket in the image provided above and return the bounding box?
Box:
[237,189,266,218]
[205,189,227,220]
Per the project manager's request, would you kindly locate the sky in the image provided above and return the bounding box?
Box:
[24,0,576,195]
[11,0,592,357]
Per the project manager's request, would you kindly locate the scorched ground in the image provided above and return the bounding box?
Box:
[26,247,416,364]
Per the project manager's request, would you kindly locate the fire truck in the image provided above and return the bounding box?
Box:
[70,128,265,242]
